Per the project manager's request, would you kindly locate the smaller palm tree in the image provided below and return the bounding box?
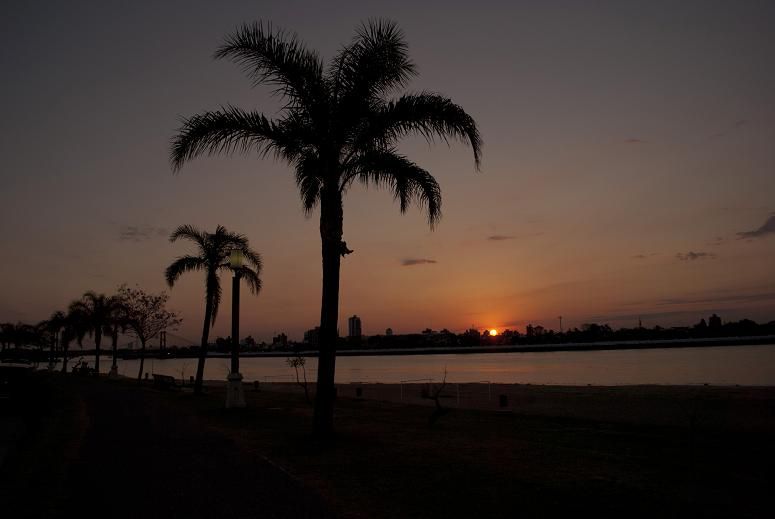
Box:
[105,302,128,377]
[0,323,10,352]
[2,322,36,350]
[165,225,261,394]
[69,292,121,376]
[44,311,67,368]
[60,308,89,373]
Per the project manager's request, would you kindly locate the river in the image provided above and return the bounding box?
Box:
[77,343,775,385]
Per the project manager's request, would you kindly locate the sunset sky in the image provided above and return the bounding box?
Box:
[1,0,774,344]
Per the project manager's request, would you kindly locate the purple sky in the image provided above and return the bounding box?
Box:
[1,0,774,344]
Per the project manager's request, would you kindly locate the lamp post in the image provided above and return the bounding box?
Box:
[226,249,246,408]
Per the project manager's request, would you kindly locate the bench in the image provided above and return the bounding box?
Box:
[152,373,179,390]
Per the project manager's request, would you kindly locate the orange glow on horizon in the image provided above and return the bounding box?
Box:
[489,329,498,336]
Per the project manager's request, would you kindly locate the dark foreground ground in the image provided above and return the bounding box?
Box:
[2,373,774,518]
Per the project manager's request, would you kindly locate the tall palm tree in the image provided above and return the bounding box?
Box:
[170,20,481,436]
[69,292,121,376]
[165,225,262,394]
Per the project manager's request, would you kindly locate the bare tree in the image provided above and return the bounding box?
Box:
[116,285,181,381]
[429,367,450,426]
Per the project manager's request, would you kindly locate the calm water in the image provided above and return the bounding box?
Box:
[81,344,775,386]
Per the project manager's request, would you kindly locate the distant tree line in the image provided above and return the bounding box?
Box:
[1,285,180,379]
[286,314,775,351]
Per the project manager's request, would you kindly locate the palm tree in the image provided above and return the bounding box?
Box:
[2,322,36,350]
[1,323,13,352]
[170,20,481,436]
[105,301,128,377]
[44,311,67,368]
[69,292,121,376]
[60,307,89,373]
[165,225,261,394]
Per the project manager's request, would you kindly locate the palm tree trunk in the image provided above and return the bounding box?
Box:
[137,338,147,381]
[61,344,69,373]
[313,191,343,438]
[94,330,102,376]
[194,295,214,394]
[49,334,56,368]
[111,330,118,372]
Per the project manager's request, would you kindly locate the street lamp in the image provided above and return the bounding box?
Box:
[226,249,246,408]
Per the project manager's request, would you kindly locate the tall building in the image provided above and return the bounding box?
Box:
[708,313,722,329]
[304,327,320,345]
[348,315,362,338]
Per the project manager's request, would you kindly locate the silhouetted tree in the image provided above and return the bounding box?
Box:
[165,225,260,393]
[69,292,121,376]
[0,323,11,352]
[60,307,89,373]
[170,20,481,437]
[1,322,37,350]
[105,295,130,376]
[43,311,67,368]
[286,353,312,404]
[116,285,181,381]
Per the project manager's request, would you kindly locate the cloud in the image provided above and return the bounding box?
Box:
[676,251,716,261]
[486,232,544,242]
[591,290,775,324]
[119,225,169,242]
[401,258,437,266]
[737,215,775,239]
[655,291,775,307]
[632,253,658,260]
[624,138,645,144]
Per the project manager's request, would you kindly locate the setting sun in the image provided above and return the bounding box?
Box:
[489,329,498,336]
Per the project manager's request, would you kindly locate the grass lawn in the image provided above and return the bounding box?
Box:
[2,373,773,518]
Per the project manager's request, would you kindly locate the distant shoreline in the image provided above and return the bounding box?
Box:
[221,334,775,358]
[7,335,773,363]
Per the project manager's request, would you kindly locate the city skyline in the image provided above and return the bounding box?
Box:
[1,1,775,343]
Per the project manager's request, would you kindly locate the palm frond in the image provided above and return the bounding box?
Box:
[344,149,442,227]
[329,19,416,104]
[353,92,482,169]
[240,247,263,275]
[169,224,208,250]
[165,255,206,287]
[236,266,263,295]
[294,152,324,215]
[215,21,325,108]
[170,106,281,170]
